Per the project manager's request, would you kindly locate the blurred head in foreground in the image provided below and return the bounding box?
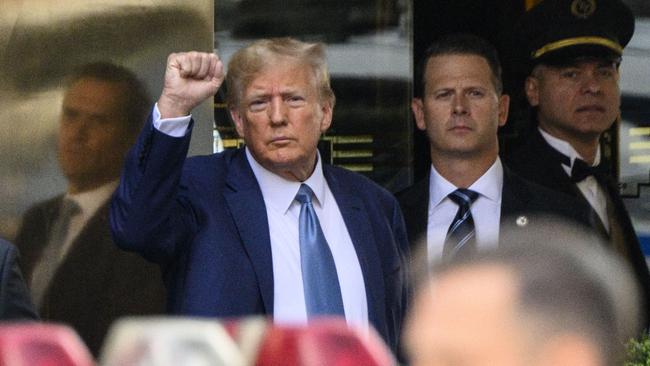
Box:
[404,218,641,366]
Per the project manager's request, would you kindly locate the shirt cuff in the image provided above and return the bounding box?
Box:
[152,103,192,137]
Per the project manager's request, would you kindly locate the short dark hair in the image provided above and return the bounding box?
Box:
[67,62,150,135]
[415,34,503,98]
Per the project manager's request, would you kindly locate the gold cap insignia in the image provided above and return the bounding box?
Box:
[571,0,597,19]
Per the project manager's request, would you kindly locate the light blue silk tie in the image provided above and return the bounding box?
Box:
[295,183,345,318]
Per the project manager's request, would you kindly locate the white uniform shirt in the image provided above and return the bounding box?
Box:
[539,128,609,232]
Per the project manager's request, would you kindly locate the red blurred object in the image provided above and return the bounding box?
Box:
[254,318,395,366]
[0,323,95,366]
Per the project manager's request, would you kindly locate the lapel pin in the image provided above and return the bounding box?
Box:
[516,216,528,227]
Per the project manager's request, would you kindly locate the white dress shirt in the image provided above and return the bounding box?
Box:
[60,180,119,259]
[153,105,368,329]
[30,180,118,305]
[246,149,368,328]
[426,158,503,263]
[539,128,609,232]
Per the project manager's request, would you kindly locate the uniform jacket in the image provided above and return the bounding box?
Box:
[503,127,650,322]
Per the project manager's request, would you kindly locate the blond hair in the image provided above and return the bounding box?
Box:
[226,37,335,110]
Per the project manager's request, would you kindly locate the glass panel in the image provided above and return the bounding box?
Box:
[214,0,413,193]
[0,0,214,239]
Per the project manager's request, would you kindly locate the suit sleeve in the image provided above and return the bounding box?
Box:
[110,111,197,264]
[0,241,38,320]
[391,198,410,351]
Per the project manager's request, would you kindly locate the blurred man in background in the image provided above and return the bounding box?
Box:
[404,221,642,366]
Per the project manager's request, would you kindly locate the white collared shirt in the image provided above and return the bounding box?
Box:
[539,128,609,231]
[60,180,119,258]
[246,149,367,329]
[426,158,503,263]
[153,105,368,329]
[153,103,191,137]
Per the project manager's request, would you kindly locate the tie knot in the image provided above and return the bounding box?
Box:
[60,199,81,218]
[295,184,314,205]
[571,159,605,182]
[448,189,479,207]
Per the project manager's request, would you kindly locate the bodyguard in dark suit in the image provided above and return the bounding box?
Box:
[0,239,37,320]
[110,38,409,354]
[14,63,166,355]
[503,0,650,323]
[397,34,590,263]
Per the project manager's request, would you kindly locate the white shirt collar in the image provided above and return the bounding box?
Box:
[429,158,503,208]
[65,180,119,219]
[245,147,326,213]
[538,127,601,168]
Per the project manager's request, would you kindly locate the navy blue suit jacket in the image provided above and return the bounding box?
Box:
[110,116,410,353]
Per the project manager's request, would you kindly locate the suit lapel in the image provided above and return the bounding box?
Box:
[21,197,62,277]
[323,167,384,332]
[223,150,274,314]
[398,177,429,249]
[598,174,639,246]
[529,129,583,197]
[501,169,525,215]
[500,168,534,230]
[531,130,612,235]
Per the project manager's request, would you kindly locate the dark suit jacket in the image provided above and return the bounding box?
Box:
[110,117,410,354]
[396,165,593,253]
[503,128,650,321]
[0,239,38,320]
[14,196,166,356]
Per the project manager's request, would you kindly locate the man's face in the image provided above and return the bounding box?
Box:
[58,78,133,193]
[412,54,509,161]
[404,265,530,366]
[525,59,620,143]
[230,57,332,181]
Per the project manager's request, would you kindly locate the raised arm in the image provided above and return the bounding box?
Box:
[110,51,224,263]
[157,51,224,118]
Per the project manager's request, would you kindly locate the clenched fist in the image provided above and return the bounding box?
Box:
[157,51,225,119]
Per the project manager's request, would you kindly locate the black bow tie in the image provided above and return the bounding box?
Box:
[570,158,606,182]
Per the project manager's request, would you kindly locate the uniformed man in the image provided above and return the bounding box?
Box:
[503,0,650,326]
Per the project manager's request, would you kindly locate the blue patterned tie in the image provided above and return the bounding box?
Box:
[295,183,345,318]
[443,189,479,259]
